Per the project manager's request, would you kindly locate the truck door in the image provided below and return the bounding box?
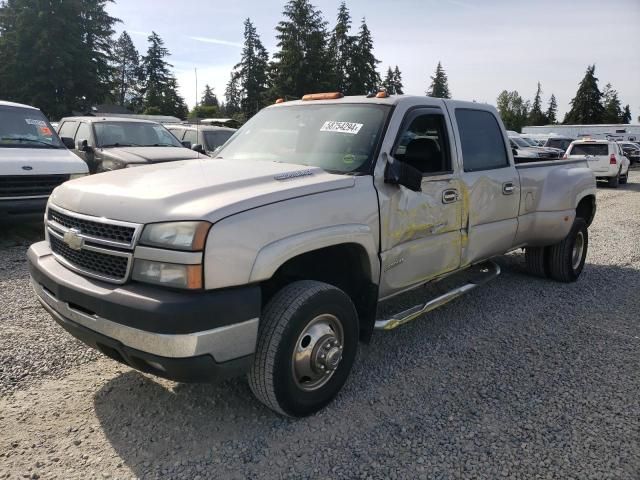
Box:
[446,105,520,265]
[376,107,463,297]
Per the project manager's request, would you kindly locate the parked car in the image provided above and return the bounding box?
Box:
[520,135,564,155]
[544,135,575,153]
[509,136,562,162]
[565,139,630,187]
[165,124,236,156]
[0,100,87,221]
[617,141,640,165]
[29,93,596,417]
[56,117,204,173]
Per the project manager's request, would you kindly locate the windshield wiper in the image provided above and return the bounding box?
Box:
[148,143,179,147]
[100,142,144,147]
[1,137,58,148]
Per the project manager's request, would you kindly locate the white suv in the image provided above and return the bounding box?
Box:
[565,139,630,187]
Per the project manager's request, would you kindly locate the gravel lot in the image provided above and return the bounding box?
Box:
[1,174,639,479]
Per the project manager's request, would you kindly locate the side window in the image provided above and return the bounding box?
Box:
[393,112,451,174]
[167,128,183,139]
[58,121,78,139]
[456,109,509,172]
[183,130,197,145]
[74,123,93,146]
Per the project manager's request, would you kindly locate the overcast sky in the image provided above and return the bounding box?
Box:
[108,0,640,122]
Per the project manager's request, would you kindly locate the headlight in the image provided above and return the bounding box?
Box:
[139,221,211,251]
[70,173,87,179]
[132,260,202,289]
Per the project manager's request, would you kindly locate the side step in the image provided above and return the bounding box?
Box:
[374,261,501,331]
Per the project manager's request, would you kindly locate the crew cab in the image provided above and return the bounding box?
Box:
[0,101,87,221]
[57,117,204,173]
[28,94,596,417]
[565,138,630,187]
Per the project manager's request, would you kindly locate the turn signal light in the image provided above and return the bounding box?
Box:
[302,92,344,101]
[610,154,617,165]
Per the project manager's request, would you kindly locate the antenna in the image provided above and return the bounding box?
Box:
[194,67,200,153]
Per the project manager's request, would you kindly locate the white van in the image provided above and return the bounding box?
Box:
[0,101,88,221]
[565,138,630,188]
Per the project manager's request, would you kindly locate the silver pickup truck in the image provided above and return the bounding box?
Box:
[28,94,596,417]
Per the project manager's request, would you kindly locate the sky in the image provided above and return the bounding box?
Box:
[108,0,640,122]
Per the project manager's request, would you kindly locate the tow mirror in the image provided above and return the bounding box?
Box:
[76,139,93,152]
[192,144,206,154]
[384,154,422,192]
[61,136,75,149]
[181,141,192,149]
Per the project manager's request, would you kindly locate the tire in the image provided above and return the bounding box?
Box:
[525,246,548,278]
[248,280,359,417]
[608,172,620,188]
[620,170,628,184]
[548,218,588,283]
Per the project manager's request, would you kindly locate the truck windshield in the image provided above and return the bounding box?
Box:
[0,106,64,149]
[510,137,531,148]
[216,104,391,173]
[94,122,183,148]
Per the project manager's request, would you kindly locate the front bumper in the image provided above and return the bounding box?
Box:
[28,241,261,382]
[0,197,47,221]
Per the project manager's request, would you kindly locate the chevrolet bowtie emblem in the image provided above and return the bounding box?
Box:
[63,228,84,251]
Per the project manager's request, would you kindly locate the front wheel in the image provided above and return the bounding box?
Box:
[248,280,359,417]
[548,218,588,282]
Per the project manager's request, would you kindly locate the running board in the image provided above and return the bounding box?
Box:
[374,261,501,331]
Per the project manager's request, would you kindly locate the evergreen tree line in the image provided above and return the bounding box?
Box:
[0,0,189,119]
[497,65,632,133]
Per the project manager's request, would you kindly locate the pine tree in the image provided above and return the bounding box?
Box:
[0,0,117,118]
[350,18,380,94]
[140,32,188,118]
[271,0,332,99]
[234,18,269,118]
[622,105,632,124]
[602,83,623,123]
[528,82,547,125]
[497,90,529,132]
[201,84,218,107]
[392,65,404,95]
[563,65,605,124]
[328,1,355,94]
[546,94,558,124]
[224,72,243,116]
[427,61,451,99]
[112,31,140,107]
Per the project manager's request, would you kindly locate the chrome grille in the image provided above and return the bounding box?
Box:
[46,204,141,284]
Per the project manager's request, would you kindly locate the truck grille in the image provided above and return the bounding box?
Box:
[48,209,135,244]
[0,174,69,198]
[46,205,141,284]
[50,235,129,281]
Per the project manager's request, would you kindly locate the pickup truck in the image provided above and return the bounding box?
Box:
[28,93,597,417]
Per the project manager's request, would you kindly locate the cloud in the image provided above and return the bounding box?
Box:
[190,36,242,48]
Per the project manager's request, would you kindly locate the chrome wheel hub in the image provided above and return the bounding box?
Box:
[292,314,344,392]
[572,231,585,270]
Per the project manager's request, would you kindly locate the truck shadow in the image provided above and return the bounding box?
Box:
[92,255,640,478]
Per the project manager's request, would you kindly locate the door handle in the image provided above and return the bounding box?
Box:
[502,182,515,195]
[442,189,459,204]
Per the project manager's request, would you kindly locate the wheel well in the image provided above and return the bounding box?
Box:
[576,195,596,226]
[261,244,379,342]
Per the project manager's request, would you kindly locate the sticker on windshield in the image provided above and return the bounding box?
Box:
[25,119,47,127]
[320,121,363,135]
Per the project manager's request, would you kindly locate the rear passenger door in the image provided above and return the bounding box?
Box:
[447,106,520,266]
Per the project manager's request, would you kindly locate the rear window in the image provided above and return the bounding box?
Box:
[568,143,608,156]
[546,139,572,150]
[456,109,509,172]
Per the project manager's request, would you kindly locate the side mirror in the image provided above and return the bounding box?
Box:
[384,155,422,192]
[181,141,192,149]
[192,144,206,154]
[76,139,93,152]
[61,137,75,149]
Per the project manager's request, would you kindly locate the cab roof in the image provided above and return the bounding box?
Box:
[270,94,479,109]
[0,100,39,110]
[58,116,158,124]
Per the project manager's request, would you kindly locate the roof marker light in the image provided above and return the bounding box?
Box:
[302,92,344,101]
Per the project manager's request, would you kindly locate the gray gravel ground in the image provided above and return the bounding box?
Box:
[1,174,639,479]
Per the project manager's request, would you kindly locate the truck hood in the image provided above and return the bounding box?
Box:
[100,146,203,164]
[49,159,355,224]
[0,147,88,175]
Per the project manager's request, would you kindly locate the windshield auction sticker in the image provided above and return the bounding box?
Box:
[320,121,363,135]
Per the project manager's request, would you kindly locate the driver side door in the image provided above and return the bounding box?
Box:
[376,107,463,298]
